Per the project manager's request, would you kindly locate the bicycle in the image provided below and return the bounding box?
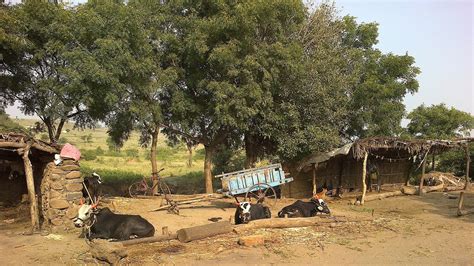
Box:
[128,168,179,214]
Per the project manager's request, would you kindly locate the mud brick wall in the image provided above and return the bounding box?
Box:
[41,159,83,231]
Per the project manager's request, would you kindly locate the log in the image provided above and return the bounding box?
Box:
[444,186,464,192]
[0,142,26,148]
[361,152,368,205]
[177,221,233,243]
[233,216,372,234]
[402,186,418,195]
[464,145,471,190]
[120,234,178,246]
[355,191,404,203]
[424,182,444,193]
[89,239,128,264]
[22,144,40,231]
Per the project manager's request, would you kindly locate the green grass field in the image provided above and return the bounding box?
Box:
[13,118,208,193]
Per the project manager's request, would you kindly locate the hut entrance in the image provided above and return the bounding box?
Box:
[0,133,59,230]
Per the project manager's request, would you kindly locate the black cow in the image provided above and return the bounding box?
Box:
[234,202,271,225]
[83,172,103,204]
[278,197,330,218]
[73,203,155,240]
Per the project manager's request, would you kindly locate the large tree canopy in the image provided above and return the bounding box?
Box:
[407,104,474,139]
[0,2,96,142]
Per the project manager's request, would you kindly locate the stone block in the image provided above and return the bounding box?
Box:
[52,168,66,175]
[66,183,83,192]
[65,171,81,179]
[49,190,62,199]
[238,235,265,247]
[61,159,79,166]
[66,192,83,201]
[50,199,69,210]
[61,165,80,171]
[50,182,63,190]
[51,174,62,181]
[65,177,84,184]
[51,218,64,226]
[66,206,80,219]
[46,208,59,219]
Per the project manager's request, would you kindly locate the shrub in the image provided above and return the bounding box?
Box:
[82,149,97,161]
[39,133,49,141]
[58,137,68,144]
[125,148,139,158]
[95,146,104,155]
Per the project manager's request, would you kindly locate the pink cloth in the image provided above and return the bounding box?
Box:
[60,143,81,161]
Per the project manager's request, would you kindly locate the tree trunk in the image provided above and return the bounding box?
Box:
[204,146,214,194]
[54,118,66,142]
[312,163,317,195]
[244,134,257,168]
[44,118,56,143]
[150,128,159,195]
[187,144,193,168]
[22,144,40,231]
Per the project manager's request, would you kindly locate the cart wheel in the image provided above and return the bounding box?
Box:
[245,183,277,207]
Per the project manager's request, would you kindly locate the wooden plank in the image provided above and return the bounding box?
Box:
[361,152,368,205]
[22,144,40,231]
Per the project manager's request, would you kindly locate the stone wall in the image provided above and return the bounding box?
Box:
[41,159,83,231]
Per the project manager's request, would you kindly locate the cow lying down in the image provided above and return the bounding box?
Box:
[73,202,155,240]
[235,202,271,224]
[278,197,330,218]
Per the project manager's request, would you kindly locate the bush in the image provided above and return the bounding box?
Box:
[58,137,68,144]
[212,145,245,175]
[95,146,104,155]
[125,148,139,158]
[82,149,97,161]
[39,133,49,141]
[437,144,473,177]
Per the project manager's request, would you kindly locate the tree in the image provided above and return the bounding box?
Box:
[0,2,96,143]
[341,16,421,138]
[407,104,474,139]
[161,0,307,193]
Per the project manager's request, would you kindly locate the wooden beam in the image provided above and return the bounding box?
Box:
[120,234,177,246]
[464,145,470,190]
[22,144,40,231]
[457,191,465,216]
[312,163,317,195]
[418,153,428,195]
[31,143,58,154]
[0,142,26,149]
[361,152,368,205]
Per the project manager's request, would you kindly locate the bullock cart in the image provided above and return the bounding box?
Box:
[216,163,293,206]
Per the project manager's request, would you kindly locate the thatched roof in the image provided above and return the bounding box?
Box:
[0,132,60,154]
[297,137,472,172]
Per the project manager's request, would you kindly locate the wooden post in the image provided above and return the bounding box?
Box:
[336,158,344,197]
[464,145,470,190]
[361,152,368,205]
[312,163,317,195]
[457,191,465,216]
[419,153,427,195]
[22,144,40,231]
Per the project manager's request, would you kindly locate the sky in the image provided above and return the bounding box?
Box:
[5,0,473,120]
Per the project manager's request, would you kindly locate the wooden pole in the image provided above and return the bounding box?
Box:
[361,152,368,205]
[418,153,427,195]
[22,144,40,231]
[457,191,465,216]
[312,163,317,195]
[464,145,470,190]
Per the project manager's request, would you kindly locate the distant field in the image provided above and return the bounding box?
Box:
[13,118,207,193]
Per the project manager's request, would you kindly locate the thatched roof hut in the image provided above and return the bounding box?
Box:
[283,137,472,201]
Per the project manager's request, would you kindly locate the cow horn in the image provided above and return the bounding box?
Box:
[91,197,100,208]
[80,198,84,205]
[233,196,240,204]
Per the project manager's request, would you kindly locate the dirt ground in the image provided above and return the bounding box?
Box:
[1,191,473,265]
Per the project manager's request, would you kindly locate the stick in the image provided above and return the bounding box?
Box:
[120,234,177,246]
[150,195,224,212]
[361,152,368,204]
[457,191,465,216]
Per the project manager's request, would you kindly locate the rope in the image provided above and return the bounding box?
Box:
[82,181,95,204]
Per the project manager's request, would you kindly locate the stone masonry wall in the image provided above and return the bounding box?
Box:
[41,159,83,231]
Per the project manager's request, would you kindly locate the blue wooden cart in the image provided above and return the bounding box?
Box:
[215,163,293,206]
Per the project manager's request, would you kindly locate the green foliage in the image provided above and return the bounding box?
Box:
[341,16,420,138]
[407,104,474,139]
[39,134,49,141]
[80,133,93,143]
[212,145,246,175]
[82,149,98,161]
[125,148,139,158]
[437,144,473,177]
[58,137,68,145]
[106,136,120,152]
[95,146,104,155]
[0,110,25,133]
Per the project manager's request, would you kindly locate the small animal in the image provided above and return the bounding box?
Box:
[234,202,271,225]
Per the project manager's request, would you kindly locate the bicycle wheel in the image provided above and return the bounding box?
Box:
[129,181,148,198]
